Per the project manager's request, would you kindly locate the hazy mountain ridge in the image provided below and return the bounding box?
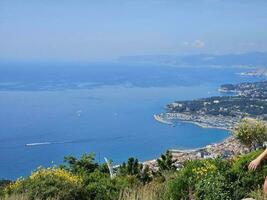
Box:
[119,52,267,67]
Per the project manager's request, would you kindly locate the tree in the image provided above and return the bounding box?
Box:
[63,153,99,174]
[139,165,152,184]
[126,157,141,175]
[117,157,143,178]
[233,118,267,150]
[157,150,176,171]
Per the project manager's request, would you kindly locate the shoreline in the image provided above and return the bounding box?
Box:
[153,114,173,125]
[154,113,233,131]
[173,119,230,131]
[143,113,247,171]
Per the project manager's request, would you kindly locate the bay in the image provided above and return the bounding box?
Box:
[0,62,263,179]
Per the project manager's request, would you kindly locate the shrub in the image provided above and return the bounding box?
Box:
[233,118,267,149]
[164,158,233,200]
[165,150,267,200]
[4,167,85,200]
[0,180,12,197]
[194,172,233,200]
[82,171,132,200]
[230,149,267,199]
[250,188,265,200]
[165,159,210,199]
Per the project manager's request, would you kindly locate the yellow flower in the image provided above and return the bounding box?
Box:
[4,177,24,194]
[192,161,217,177]
[29,167,82,184]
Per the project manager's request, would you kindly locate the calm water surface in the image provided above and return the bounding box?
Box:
[0,63,263,179]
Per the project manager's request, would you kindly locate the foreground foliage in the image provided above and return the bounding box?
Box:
[4,168,84,200]
[164,150,267,200]
[1,154,145,200]
[1,150,267,200]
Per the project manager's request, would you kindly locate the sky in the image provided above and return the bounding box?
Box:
[0,0,267,61]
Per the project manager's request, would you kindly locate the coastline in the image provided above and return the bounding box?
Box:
[153,114,173,125]
[173,119,230,131]
[144,113,247,171]
[143,134,248,172]
[154,112,235,131]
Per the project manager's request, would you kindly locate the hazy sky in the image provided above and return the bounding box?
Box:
[0,0,267,61]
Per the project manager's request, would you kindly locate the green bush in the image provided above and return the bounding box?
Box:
[250,188,265,200]
[0,180,11,197]
[233,118,267,149]
[164,159,229,200]
[4,167,85,200]
[230,149,267,199]
[194,172,233,200]
[82,171,134,200]
[163,155,267,200]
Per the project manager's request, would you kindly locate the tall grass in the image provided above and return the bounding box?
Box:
[1,194,29,200]
[250,188,267,200]
[119,182,164,200]
[1,194,64,200]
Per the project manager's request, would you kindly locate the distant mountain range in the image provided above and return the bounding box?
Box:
[119,52,267,67]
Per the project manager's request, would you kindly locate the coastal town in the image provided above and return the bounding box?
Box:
[239,69,267,78]
[147,81,267,172]
[157,81,267,129]
[154,112,239,130]
[143,136,249,172]
[220,80,267,99]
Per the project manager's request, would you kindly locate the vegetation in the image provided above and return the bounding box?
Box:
[168,81,267,119]
[1,119,267,200]
[168,95,267,118]
[157,150,176,172]
[0,180,11,197]
[233,118,267,149]
[2,151,267,200]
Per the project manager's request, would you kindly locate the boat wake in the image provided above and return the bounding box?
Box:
[25,136,127,147]
[25,141,69,146]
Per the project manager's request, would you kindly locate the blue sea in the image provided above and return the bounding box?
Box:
[0,62,263,179]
